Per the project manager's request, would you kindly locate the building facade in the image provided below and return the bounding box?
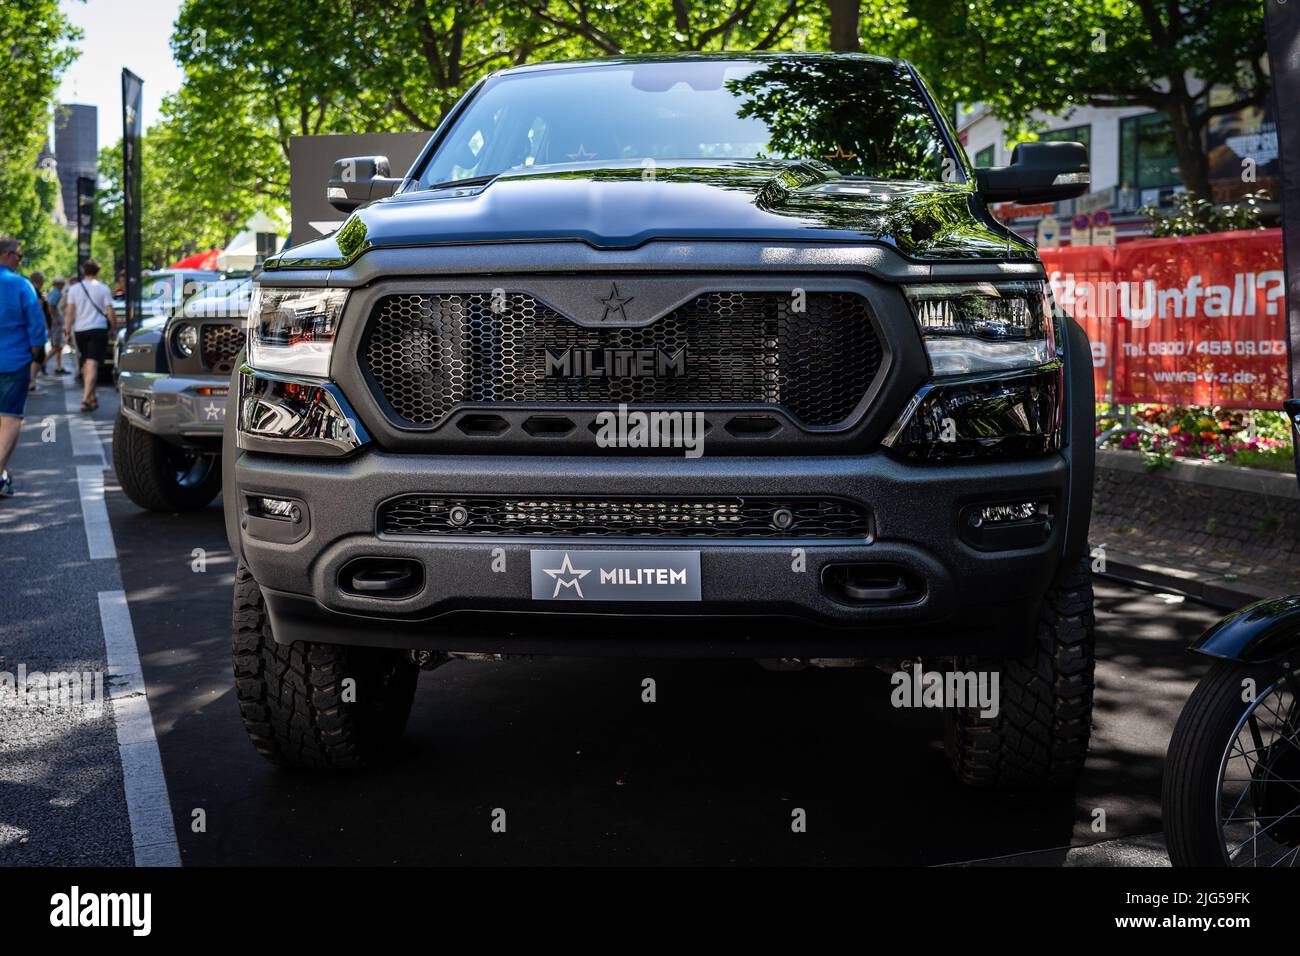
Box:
[54,104,98,234]
[957,93,1278,246]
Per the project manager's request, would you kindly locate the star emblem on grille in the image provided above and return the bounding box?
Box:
[542,552,591,598]
[595,282,634,323]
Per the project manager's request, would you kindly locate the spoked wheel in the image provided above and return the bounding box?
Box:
[1219,669,1300,865]
[1164,661,1300,866]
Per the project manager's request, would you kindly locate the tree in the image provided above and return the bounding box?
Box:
[162,0,828,221]
[861,0,1269,199]
[0,1,79,261]
[827,0,861,51]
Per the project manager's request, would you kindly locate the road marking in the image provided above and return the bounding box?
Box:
[69,415,105,465]
[63,372,81,412]
[76,464,116,559]
[98,590,181,867]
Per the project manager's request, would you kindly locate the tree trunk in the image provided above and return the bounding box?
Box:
[1165,92,1213,201]
[828,0,860,52]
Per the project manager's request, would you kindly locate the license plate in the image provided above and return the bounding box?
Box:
[529,549,701,602]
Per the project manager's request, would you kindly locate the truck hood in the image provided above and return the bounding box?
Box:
[265,159,1032,271]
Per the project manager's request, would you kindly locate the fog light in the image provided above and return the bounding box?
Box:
[140,397,153,419]
[252,496,301,522]
[968,501,1043,527]
[959,500,1053,551]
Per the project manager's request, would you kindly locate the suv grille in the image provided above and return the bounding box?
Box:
[379,495,871,538]
[361,291,882,428]
[201,323,244,370]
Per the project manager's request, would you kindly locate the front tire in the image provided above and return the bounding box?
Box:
[112,411,221,512]
[945,557,1096,789]
[232,562,419,769]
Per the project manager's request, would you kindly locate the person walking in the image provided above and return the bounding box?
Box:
[28,271,50,391]
[63,258,114,413]
[0,237,49,497]
[45,276,67,374]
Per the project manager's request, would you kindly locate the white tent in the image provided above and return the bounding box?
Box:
[217,211,285,272]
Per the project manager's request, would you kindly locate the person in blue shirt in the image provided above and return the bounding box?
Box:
[0,237,49,497]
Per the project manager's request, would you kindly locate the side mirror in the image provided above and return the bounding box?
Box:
[326,155,404,213]
[974,141,1090,205]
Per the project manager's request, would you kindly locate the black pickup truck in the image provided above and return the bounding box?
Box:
[225,53,1096,786]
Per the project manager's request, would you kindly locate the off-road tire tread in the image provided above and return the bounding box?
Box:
[112,411,220,512]
[947,556,1096,790]
[231,562,418,769]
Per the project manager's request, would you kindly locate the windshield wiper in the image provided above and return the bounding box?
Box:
[423,174,498,192]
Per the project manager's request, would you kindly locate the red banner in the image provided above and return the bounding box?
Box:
[1041,229,1287,409]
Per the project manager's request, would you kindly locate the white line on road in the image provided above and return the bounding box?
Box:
[76,464,116,559]
[68,414,106,465]
[98,590,181,867]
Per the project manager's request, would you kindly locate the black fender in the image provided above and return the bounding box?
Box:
[117,325,168,374]
[1192,594,1300,664]
[1059,314,1095,568]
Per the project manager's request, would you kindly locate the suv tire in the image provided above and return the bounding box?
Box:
[945,557,1096,789]
[112,412,221,512]
[232,562,419,769]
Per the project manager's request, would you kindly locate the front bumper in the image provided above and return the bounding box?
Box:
[118,371,230,442]
[230,447,1070,659]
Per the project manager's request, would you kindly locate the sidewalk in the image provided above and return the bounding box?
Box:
[1091,447,1299,610]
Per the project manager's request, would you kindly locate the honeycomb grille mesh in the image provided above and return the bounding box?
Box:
[380,496,871,538]
[361,291,882,427]
[201,323,244,369]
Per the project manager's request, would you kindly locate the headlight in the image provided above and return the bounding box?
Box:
[247,286,348,378]
[904,280,1054,376]
[883,366,1063,461]
[174,323,198,357]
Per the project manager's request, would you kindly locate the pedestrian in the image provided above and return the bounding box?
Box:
[28,271,50,391]
[45,276,67,374]
[63,258,114,413]
[0,237,49,497]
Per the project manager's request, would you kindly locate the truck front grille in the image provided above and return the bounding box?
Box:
[379,495,871,538]
[361,291,882,428]
[201,323,244,370]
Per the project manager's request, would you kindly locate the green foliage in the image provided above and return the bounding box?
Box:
[160,0,826,220]
[93,124,270,270]
[861,0,1268,198]
[0,0,79,260]
[1141,189,1273,238]
[1096,404,1295,473]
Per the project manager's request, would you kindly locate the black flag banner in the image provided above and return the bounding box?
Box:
[75,175,95,275]
[121,68,144,333]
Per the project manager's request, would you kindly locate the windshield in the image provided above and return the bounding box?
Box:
[416,57,956,188]
[182,278,253,317]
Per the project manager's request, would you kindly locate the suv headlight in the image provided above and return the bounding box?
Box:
[904,280,1054,376]
[247,286,348,378]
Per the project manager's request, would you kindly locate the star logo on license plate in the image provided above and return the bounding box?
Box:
[542,552,591,598]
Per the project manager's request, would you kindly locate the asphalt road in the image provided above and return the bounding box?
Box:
[3,377,1227,866]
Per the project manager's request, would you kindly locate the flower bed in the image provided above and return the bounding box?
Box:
[1095,405,1295,473]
